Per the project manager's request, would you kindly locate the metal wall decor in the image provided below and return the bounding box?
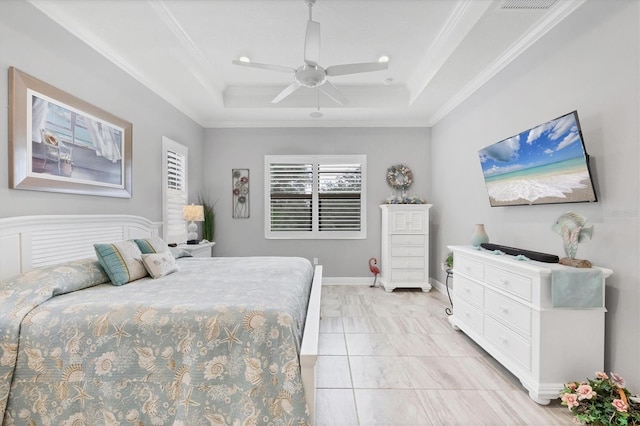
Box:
[232,169,249,218]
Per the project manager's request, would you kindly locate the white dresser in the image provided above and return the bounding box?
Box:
[379,204,433,292]
[448,245,612,404]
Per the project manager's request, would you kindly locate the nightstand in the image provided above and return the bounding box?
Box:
[176,241,215,258]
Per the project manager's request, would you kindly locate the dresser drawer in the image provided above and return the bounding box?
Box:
[485,316,531,371]
[455,255,484,281]
[486,266,532,302]
[391,257,425,269]
[391,246,425,257]
[391,269,425,281]
[485,289,532,336]
[454,274,484,308]
[391,234,425,245]
[453,298,484,335]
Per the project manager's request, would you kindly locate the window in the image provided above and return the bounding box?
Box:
[162,137,188,244]
[265,155,366,239]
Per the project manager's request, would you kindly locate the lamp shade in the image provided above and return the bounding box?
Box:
[183,204,204,222]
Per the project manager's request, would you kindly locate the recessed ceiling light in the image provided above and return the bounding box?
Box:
[310,111,323,118]
[238,56,250,63]
[378,55,390,63]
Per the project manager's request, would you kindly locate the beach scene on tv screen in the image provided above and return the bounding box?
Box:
[478,112,597,206]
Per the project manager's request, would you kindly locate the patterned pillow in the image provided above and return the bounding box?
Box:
[141,252,180,278]
[133,236,169,254]
[94,241,148,286]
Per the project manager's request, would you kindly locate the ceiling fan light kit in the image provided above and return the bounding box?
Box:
[232,0,388,106]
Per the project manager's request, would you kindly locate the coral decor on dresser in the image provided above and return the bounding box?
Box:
[552,211,594,268]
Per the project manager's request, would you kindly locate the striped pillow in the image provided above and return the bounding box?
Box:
[94,241,148,286]
[134,237,169,254]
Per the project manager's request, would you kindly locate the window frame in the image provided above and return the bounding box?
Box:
[264,154,367,240]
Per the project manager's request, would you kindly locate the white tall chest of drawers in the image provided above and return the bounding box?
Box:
[379,204,433,292]
[447,245,613,404]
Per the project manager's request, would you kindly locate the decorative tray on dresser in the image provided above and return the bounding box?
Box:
[447,245,613,405]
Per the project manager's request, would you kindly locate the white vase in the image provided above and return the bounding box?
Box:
[470,224,489,247]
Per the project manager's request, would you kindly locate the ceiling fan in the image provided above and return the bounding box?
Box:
[232,0,388,105]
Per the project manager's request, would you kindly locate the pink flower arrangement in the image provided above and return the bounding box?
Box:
[560,372,640,425]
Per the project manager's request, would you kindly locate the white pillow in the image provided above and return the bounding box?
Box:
[141,252,179,279]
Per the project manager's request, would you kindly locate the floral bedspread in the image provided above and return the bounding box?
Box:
[0,256,314,425]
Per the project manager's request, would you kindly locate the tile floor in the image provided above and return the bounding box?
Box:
[315,285,574,426]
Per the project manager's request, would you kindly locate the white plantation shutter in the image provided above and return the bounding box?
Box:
[269,163,313,231]
[162,137,188,244]
[265,155,366,239]
[318,163,362,232]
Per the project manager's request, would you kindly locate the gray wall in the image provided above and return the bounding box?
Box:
[430,1,639,391]
[202,127,431,278]
[0,0,204,221]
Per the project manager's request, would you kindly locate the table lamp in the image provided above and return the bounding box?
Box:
[183,204,204,245]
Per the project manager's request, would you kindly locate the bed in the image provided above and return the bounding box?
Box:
[0,215,322,425]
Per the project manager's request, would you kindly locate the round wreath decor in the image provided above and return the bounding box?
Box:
[386,164,413,190]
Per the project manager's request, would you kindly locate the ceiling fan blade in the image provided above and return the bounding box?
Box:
[319,80,348,105]
[325,62,388,77]
[304,20,320,66]
[271,81,302,103]
[232,60,295,74]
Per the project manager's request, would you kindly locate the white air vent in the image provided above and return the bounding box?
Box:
[500,0,557,9]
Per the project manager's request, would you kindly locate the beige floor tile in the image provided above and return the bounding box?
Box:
[401,356,515,390]
[387,333,442,356]
[373,317,430,334]
[345,333,397,356]
[354,389,432,425]
[341,304,375,317]
[317,356,352,388]
[320,316,344,333]
[319,333,348,355]
[315,389,359,426]
[430,332,479,356]
[349,356,412,389]
[477,389,573,425]
[342,317,382,333]
[313,286,572,426]
[416,389,507,425]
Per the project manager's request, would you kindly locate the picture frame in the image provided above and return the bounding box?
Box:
[9,67,132,198]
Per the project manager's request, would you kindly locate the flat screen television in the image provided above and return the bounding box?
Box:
[478,110,597,207]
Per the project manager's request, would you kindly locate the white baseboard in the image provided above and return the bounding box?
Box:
[322,276,373,286]
[324,276,450,291]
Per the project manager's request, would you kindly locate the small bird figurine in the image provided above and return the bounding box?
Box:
[551,211,593,267]
[369,257,380,288]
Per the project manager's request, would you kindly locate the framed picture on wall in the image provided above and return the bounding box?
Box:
[9,67,132,198]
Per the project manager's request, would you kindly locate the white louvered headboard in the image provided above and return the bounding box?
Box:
[0,215,161,281]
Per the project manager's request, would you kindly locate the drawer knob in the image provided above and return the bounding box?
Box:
[499,336,508,344]
[500,279,509,286]
[499,306,508,314]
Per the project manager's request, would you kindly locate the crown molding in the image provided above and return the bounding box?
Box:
[425,0,586,126]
